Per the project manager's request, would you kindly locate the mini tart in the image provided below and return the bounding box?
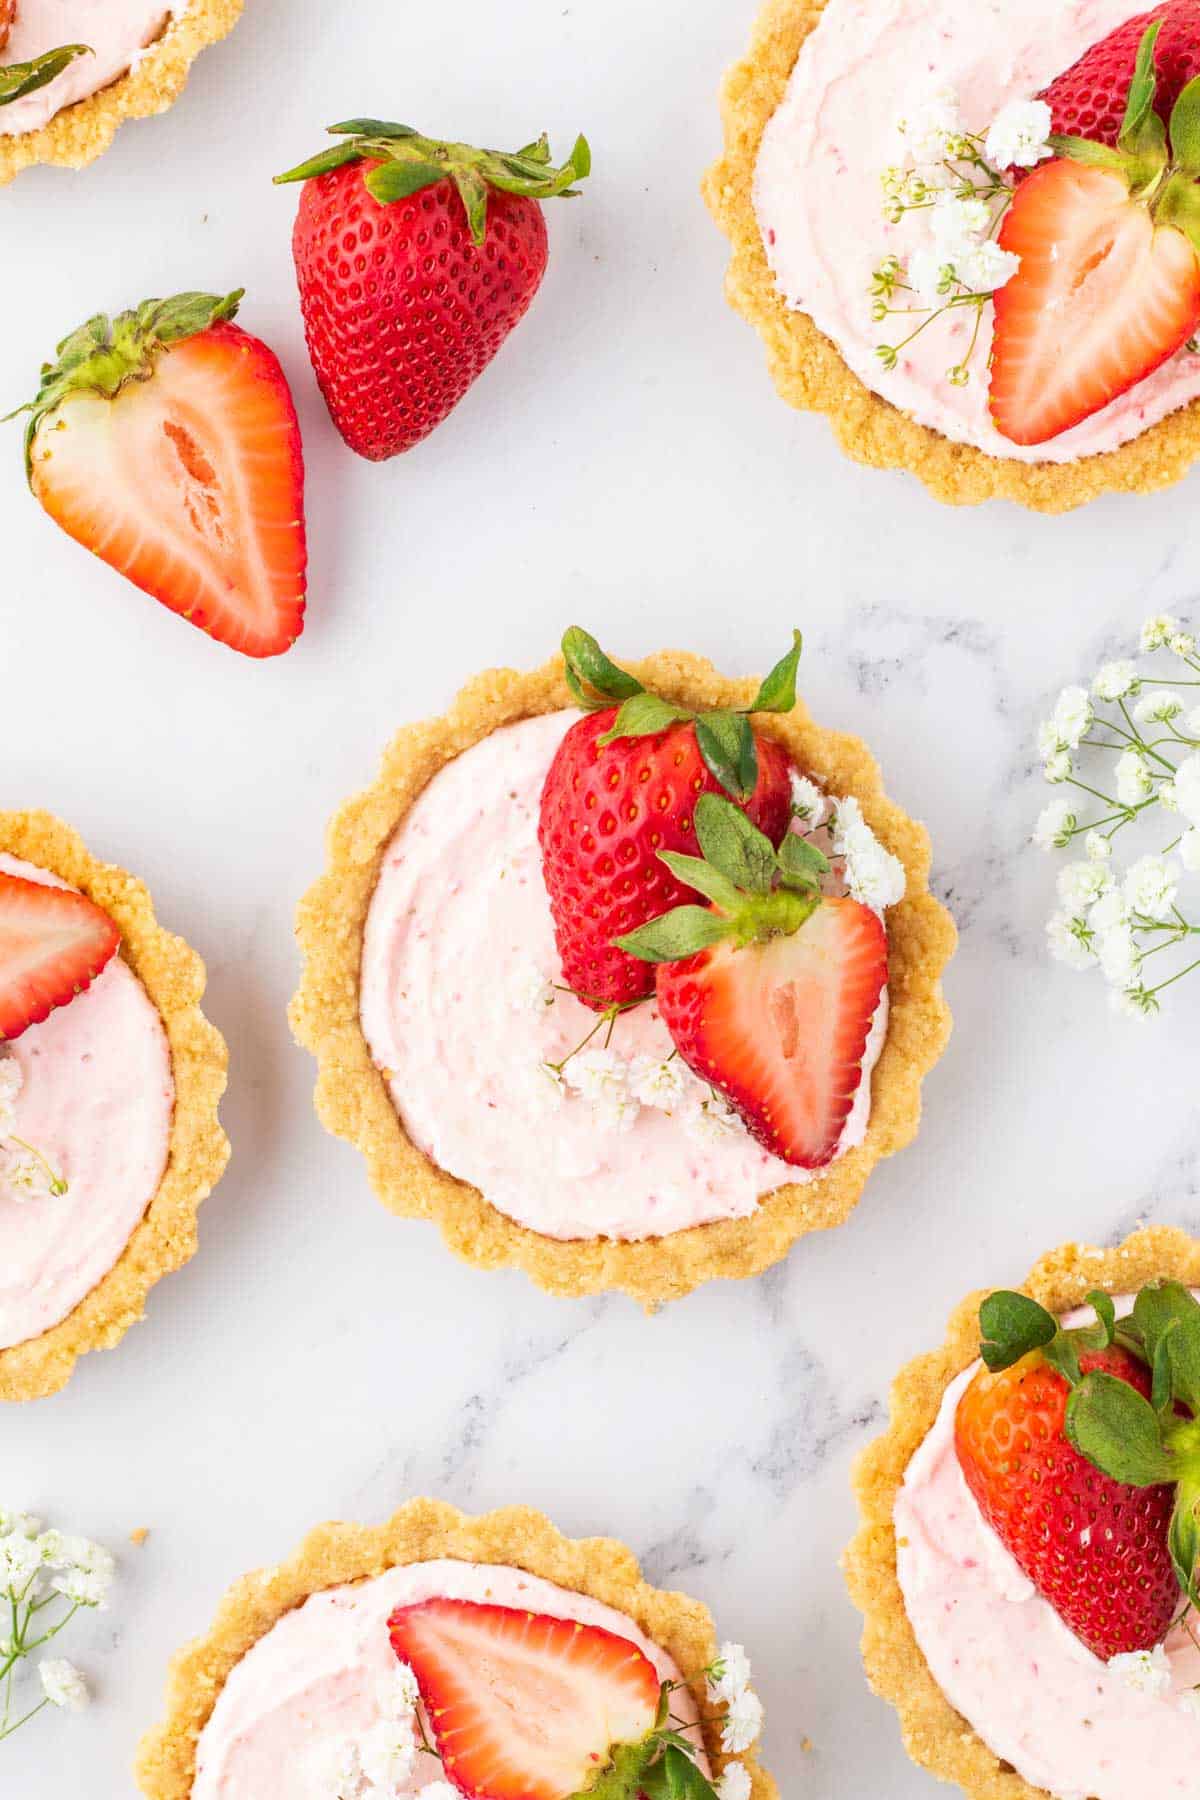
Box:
[0,810,228,1402]
[0,0,243,186]
[843,1224,1200,1800]
[135,1497,779,1800]
[704,0,1200,514]
[290,649,955,1308]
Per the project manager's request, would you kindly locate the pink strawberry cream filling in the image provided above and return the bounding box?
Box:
[0,853,173,1350]
[191,1559,707,1797]
[754,0,1200,462]
[895,1298,1200,1800]
[359,711,888,1243]
[0,0,179,136]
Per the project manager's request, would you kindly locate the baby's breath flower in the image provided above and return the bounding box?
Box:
[1181,829,1200,874]
[1043,749,1072,785]
[1057,861,1110,912]
[1134,689,1185,725]
[38,1659,88,1712]
[0,1510,41,1539]
[1046,912,1095,971]
[1088,889,1130,934]
[1097,923,1140,990]
[628,1056,688,1112]
[717,1764,753,1800]
[1115,750,1153,808]
[507,963,556,1014]
[1123,855,1180,922]
[1141,614,1180,652]
[957,238,1020,293]
[359,1717,417,1789]
[1094,660,1140,702]
[832,797,906,910]
[1047,686,1093,751]
[1108,1645,1173,1696]
[1174,753,1200,827]
[722,1689,766,1755]
[789,772,827,829]
[1033,799,1076,850]
[1086,832,1113,862]
[392,1661,421,1713]
[897,89,962,164]
[533,1062,566,1111]
[1170,631,1197,658]
[984,97,1053,169]
[688,1098,743,1144]
[708,1643,753,1705]
[906,247,955,309]
[566,1048,628,1104]
[1113,985,1160,1019]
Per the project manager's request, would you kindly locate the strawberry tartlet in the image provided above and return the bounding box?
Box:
[135,1500,778,1800]
[845,1226,1200,1800]
[0,810,228,1402]
[291,635,954,1306]
[707,0,1200,510]
[0,0,243,184]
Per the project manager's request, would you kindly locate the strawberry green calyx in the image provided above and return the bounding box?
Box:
[0,43,90,106]
[616,792,828,963]
[8,290,243,481]
[569,1693,721,1800]
[563,626,804,806]
[274,122,591,247]
[978,1281,1200,1608]
[1052,22,1200,255]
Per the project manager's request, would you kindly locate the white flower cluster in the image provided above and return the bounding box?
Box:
[984,98,1055,170]
[546,1043,741,1145]
[0,1055,65,1203]
[831,798,907,911]
[906,193,1020,309]
[318,1665,438,1797]
[0,1509,114,1745]
[708,1641,764,1757]
[1108,1644,1173,1697]
[1035,617,1200,1016]
[789,770,827,829]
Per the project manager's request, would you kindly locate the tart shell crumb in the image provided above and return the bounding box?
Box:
[0,811,229,1403]
[0,0,243,185]
[289,648,955,1309]
[134,1498,779,1800]
[843,1225,1200,1800]
[702,0,1200,512]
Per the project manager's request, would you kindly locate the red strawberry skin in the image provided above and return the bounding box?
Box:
[31,320,306,659]
[292,162,549,461]
[388,1598,661,1800]
[1039,3,1200,153]
[655,895,888,1168]
[0,873,120,1043]
[955,1344,1180,1660]
[539,712,793,1011]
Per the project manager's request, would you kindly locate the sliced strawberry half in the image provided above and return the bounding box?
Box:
[0,873,120,1043]
[387,1598,661,1800]
[990,160,1200,446]
[656,896,887,1168]
[21,292,306,659]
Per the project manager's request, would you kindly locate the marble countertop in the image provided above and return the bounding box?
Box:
[5,0,1200,1794]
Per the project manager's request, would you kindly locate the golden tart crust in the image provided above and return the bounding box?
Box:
[290,648,956,1308]
[135,1497,779,1800]
[703,0,1200,513]
[843,1224,1200,1800]
[0,810,229,1402]
[0,0,243,185]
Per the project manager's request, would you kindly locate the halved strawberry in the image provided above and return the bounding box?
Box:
[388,1598,661,1800]
[0,1,15,54]
[0,873,120,1043]
[18,292,306,659]
[618,795,889,1169]
[990,159,1200,445]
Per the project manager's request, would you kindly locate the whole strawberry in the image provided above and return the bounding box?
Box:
[275,121,590,461]
[1038,3,1200,154]
[954,1285,1200,1661]
[538,629,802,1012]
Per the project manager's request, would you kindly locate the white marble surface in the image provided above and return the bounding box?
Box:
[4,0,1200,1794]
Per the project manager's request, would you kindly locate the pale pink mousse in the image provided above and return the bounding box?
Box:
[1,0,178,136]
[359,711,886,1243]
[754,0,1200,463]
[0,853,173,1350]
[192,1558,706,1799]
[896,1299,1200,1800]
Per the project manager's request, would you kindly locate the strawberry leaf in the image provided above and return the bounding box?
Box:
[561,627,645,710]
[747,628,803,714]
[778,832,829,891]
[1064,1371,1176,1486]
[1119,21,1165,150]
[326,118,420,139]
[695,794,776,895]
[615,906,734,962]
[694,712,757,802]
[978,1291,1060,1372]
[599,693,693,746]
[1169,76,1200,176]
[1049,134,1130,172]
[364,159,449,205]
[0,43,90,106]
[641,1746,719,1800]
[1169,1476,1200,1607]
[659,852,744,914]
